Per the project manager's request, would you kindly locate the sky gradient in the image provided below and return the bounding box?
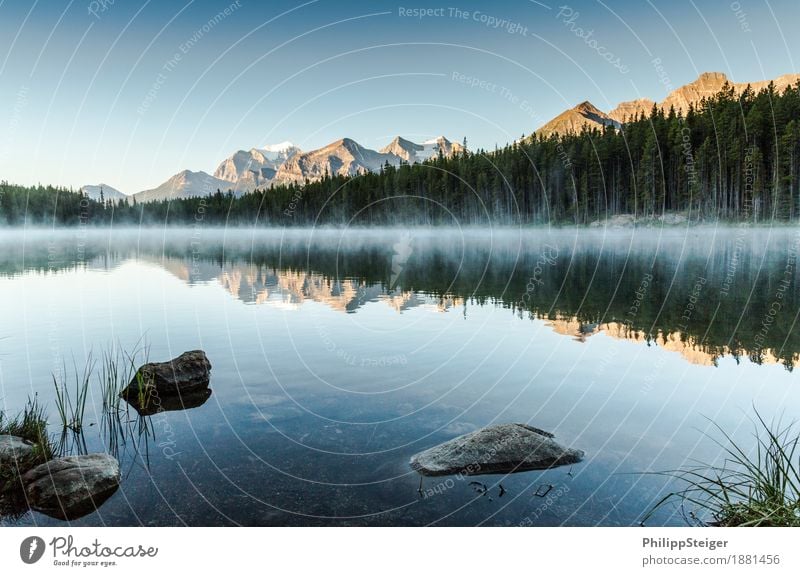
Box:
[0,0,797,193]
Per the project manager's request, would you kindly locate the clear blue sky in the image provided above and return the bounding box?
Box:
[0,0,797,194]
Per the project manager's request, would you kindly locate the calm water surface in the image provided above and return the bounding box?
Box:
[1,227,799,526]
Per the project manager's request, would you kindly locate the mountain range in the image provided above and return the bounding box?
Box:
[83,71,797,202]
[537,71,800,136]
[83,135,465,202]
[212,141,301,190]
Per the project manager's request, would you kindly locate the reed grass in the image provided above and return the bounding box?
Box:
[52,355,94,433]
[644,411,800,527]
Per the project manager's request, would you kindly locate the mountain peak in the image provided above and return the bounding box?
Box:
[261,141,296,153]
[380,137,424,159]
[536,100,619,138]
[387,136,419,146]
[574,101,600,113]
[81,183,127,200]
[274,137,398,183]
[134,170,230,203]
[422,135,450,145]
[696,71,729,83]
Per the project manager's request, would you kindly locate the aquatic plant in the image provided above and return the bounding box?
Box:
[0,396,53,490]
[645,411,800,527]
[52,356,93,433]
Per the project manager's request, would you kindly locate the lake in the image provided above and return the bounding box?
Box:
[1,226,799,526]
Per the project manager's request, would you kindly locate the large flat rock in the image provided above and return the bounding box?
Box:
[0,435,37,474]
[410,423,584,476]
[22,454,120,520]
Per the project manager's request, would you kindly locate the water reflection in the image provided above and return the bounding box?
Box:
[2,228,791,369]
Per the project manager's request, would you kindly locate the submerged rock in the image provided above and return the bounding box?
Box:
[124,387,212,416]
[410,423,584,476]
[22,454,120,520]
[0,435,37,474]
[120,350,211,403]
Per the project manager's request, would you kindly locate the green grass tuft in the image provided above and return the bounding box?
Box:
[0,396,53,492]
[644,410,800,527]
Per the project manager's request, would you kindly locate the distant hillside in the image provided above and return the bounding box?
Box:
[540,71,800,135]
[81,184,127,201]
[536,101,620,137]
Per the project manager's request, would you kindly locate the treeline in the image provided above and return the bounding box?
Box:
[3,80,800,226]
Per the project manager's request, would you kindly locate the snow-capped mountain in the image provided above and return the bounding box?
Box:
[274,138,402,184]
[379,136,423,163]
[213,143,301,192]
[380,136,464,163]
[81,183,128,201]
[260,141,301,160]
[133,170,232,203]
[125,136,466,201]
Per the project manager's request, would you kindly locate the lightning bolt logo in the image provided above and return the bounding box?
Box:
[20,536,45,564]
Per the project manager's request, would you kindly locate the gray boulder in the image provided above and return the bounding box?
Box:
[410,423,584,476]
[0,435,37,474]
[120,350,211,407]
[22,454,120,520]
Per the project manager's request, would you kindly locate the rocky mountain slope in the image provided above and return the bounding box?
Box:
[273,138,401,183]
[536,101,620,137]
[132,170,232,203]
[543,71,800,136]
[81,183,128,201]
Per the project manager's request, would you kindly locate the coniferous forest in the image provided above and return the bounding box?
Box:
[3,81,800,227]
